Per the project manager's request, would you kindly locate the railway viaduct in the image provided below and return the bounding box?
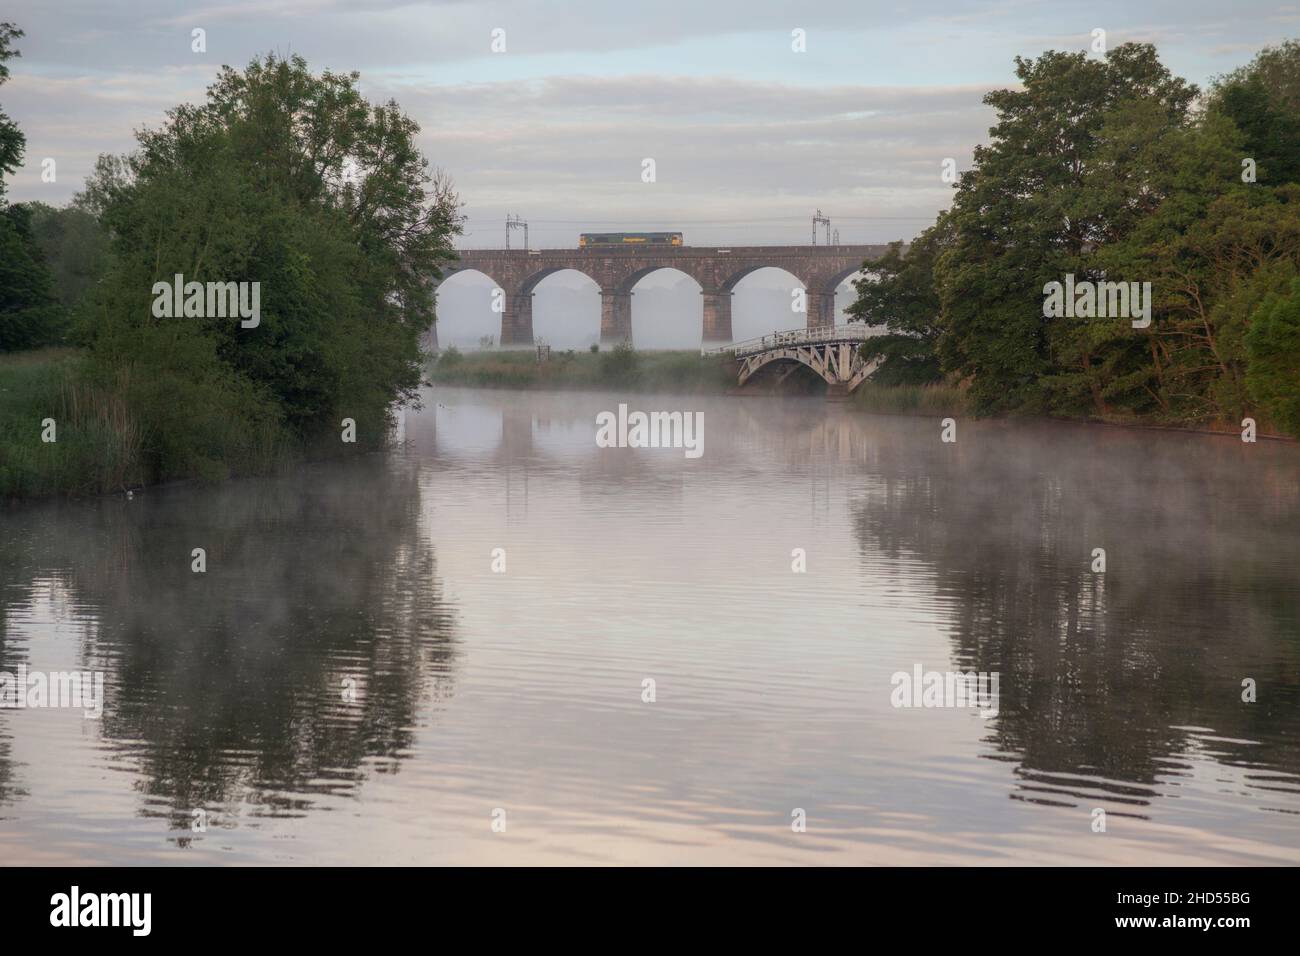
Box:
[432,244,888,348]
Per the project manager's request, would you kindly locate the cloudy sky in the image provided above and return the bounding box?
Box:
[3,1,1297,346]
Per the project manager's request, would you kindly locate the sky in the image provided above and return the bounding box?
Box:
[3,0,1298,347]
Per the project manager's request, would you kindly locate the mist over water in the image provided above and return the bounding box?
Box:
[1,386,1298,864]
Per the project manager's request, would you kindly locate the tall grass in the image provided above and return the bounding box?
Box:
[429,348,738,393]
[850,380,969,416]
[0,348,145,498]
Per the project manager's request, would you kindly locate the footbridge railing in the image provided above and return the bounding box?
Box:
[704,323,876,359]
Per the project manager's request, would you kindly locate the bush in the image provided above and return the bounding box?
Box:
[600,341,640,384]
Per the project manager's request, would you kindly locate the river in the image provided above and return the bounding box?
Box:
[1,385,1298,864]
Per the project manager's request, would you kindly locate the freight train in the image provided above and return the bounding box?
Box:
[578,232,683,248]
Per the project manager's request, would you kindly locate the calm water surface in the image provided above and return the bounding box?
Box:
[2,386,1298,864]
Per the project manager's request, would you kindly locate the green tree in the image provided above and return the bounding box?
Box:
[937,44,1197,415]
[26,201,110,314]
[0,23,65,351]
[848,213,950,385]
[83,54,462,477]
[1212,77,1300,186]
[1124,183,1300,424]
[1245,277,1300,436]
[1211,40,1300,186]
[0,22,23,191]
[1062,108,1246,422]
[851,38,1300,428]
[0,203,64,349]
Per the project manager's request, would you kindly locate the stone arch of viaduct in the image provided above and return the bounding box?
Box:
[434,245,887,347]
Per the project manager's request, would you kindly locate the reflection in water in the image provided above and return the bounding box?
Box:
[1,387,1298,864]
[847,421,1300,820]
[1,460,457,858]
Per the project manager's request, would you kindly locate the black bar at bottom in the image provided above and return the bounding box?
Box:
[0,865,1286,940]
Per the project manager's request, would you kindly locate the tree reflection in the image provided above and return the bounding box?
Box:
[0,457,457,830]
[849,421,1300,811]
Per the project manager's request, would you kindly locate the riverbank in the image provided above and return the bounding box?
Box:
[2,348,347,502]
[427,348,1298,439]
[428,347,971,414]
[5,342,1284,503]
[429,346,738,393]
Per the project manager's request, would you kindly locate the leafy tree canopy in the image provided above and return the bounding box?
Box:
[83,53,462,475]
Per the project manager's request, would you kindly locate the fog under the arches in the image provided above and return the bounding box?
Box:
[433,267,865,350]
